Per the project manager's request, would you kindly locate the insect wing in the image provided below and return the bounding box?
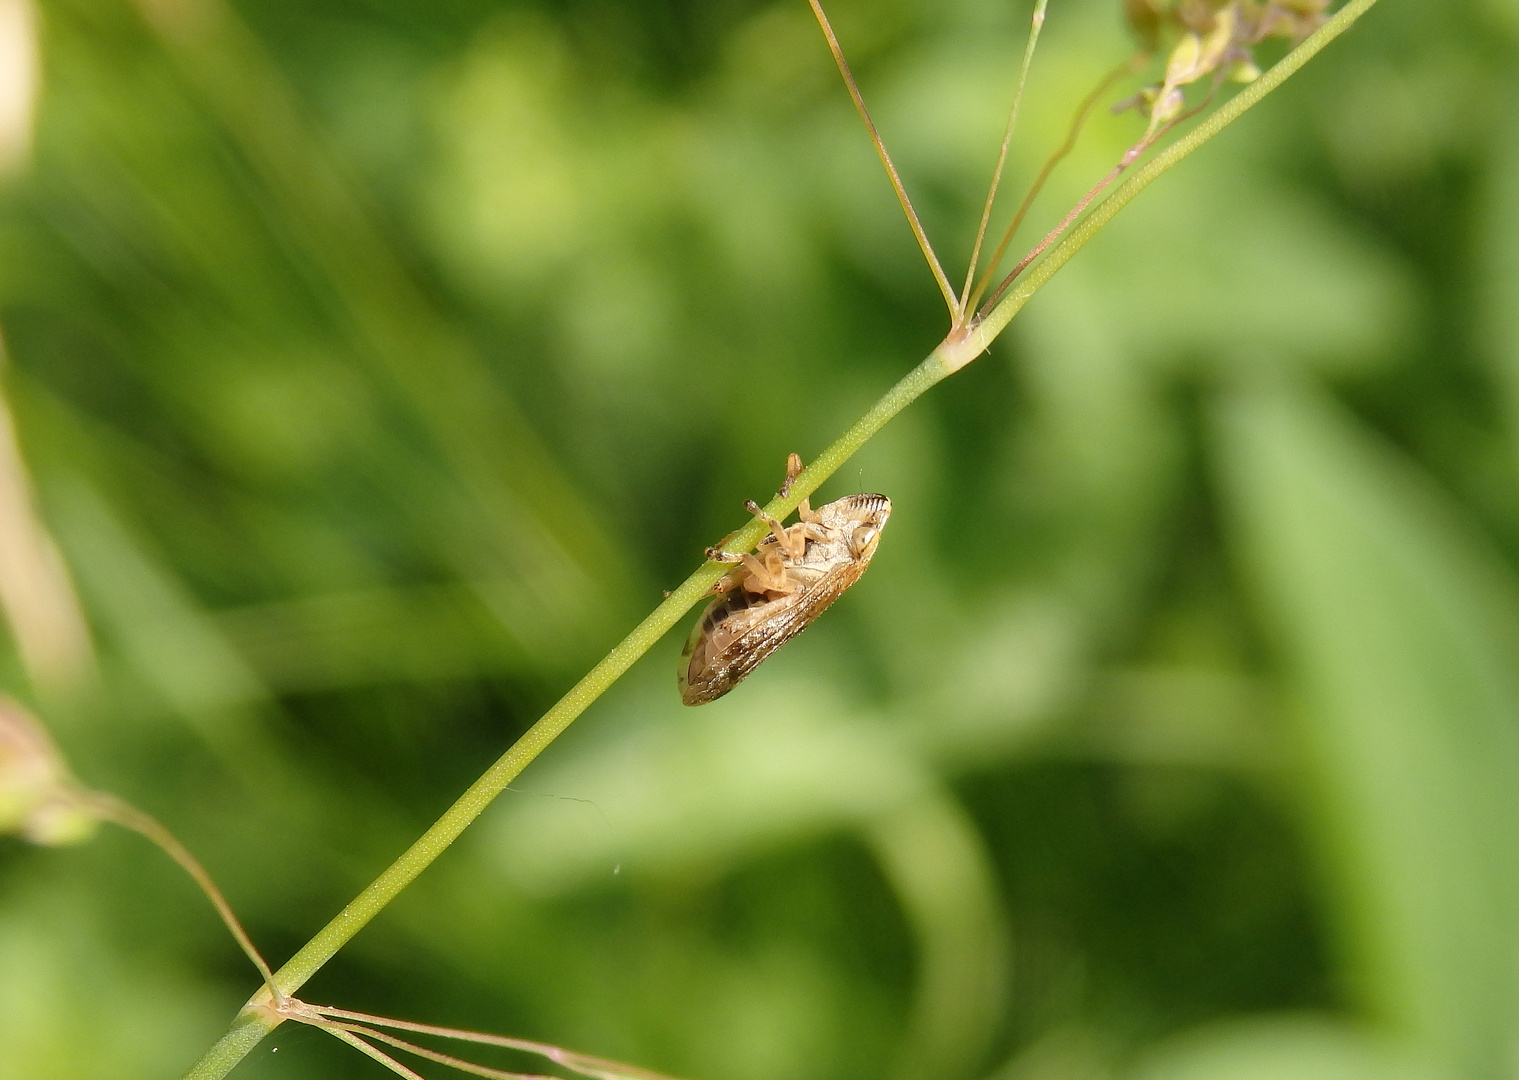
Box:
[679,559,867,705]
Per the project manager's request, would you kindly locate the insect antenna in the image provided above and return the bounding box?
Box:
[957,0,1049,328]
[805,0,959,319]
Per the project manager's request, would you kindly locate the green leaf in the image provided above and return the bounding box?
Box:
[1128,1015,1433,1080]
[1214,379,1519,1075]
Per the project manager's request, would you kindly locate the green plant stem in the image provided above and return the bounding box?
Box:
[966,0,1381,356]
[179,337,967,1080]
[958,0,1050,325]
[86,793,279,995]
[181,2,1379,1074]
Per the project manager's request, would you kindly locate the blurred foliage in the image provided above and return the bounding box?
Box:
[0,0,1517,1078]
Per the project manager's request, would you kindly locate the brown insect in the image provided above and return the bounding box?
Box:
[679,453,891,705]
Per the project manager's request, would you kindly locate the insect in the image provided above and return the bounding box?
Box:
[679,453,891,705]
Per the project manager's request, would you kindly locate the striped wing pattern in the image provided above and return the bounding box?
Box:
[679,560,867,705]
[679,490,890,705]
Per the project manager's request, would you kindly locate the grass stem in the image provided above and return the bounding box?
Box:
[806,0,960,317]
[958,0,1049,327]
[180,3,1380,1074]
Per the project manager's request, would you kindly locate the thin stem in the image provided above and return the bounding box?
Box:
[806,0,959,317]
[319,1021,554,1080]
[969,0,1382,349]
[312,1006,682,1080]
[977,140,1140,319]
[86,792,279,1000]
[322,1026,431,1080]
[180,339,971,1080]
[957,0,1049,327]
[966,54,1137,315]
[181,2,1380,1076]
[978,59,1232,320]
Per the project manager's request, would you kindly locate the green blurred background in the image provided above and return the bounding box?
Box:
[1,0,1517,1077]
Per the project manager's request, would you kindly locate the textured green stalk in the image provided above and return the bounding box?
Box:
[181,1018,273,1080]
[182,2,1379,1073]
[178,338,966,1080]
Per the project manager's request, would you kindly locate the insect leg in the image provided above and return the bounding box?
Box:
[744,499,795,546]
[745,501,809,560]
[708,568,745,594]
[703,547,747,595]
[778,453,819,523]
[779,452,804,496]
[742,552,798,594]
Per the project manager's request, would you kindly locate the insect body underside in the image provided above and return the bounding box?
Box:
[679,456,891,706]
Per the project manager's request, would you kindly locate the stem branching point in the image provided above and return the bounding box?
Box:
[181,2,1380,1075]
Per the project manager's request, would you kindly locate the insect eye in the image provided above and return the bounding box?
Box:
[850,526,878,556]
